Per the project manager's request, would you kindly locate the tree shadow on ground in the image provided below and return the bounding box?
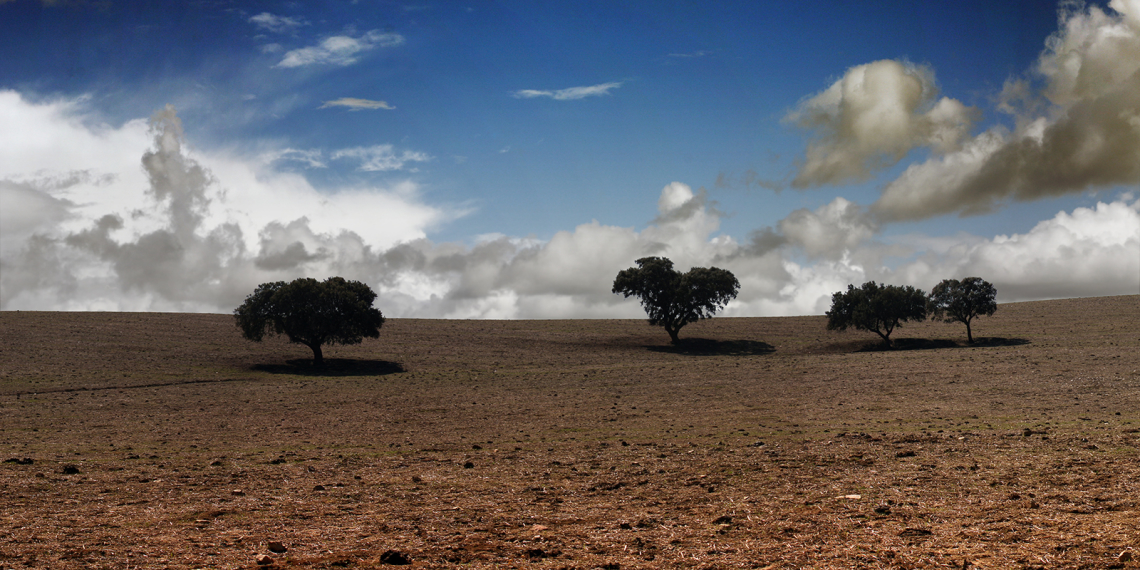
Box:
[854,337,1030,352]
[252,358,405,377]
[970,337,1031,348]
[648,338,776,356]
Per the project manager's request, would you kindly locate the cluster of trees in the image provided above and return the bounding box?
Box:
[236,257,739,363]
[826,277,998,347]
[232,260,996,363]
[610,258,997,347]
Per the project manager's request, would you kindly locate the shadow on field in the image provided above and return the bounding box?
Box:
[971,337,1031,347]
[253,358,406,377]
[649,338,776,356]
[854,337,1031,352]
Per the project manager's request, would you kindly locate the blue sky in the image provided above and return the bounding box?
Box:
[1,0,1138,317]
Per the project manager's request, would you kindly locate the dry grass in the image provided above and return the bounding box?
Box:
[1,295,1139,569]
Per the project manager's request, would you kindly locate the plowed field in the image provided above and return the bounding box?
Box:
[1,295,1139,569]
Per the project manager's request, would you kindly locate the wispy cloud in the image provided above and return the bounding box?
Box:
[276,30,405,68]
[319,97,395,111]
[265,148,326,169]
[668,50,711,58]
[511,82,623,100]
[249,12,308,34]
[331,145,431,172]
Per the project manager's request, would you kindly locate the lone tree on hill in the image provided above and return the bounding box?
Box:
[234,276,385,365]
[826,281,927,349]
[612,256,740,344]
[927,277,998,343]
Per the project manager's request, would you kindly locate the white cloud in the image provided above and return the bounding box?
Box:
[0,91,452,312]
[893,198,1140,302]
[264,147,326,169]
[0,178,77,243]
[787,59,979,188]
[331,145,431,172]
[249,12,308,34]
[870,1,1140,221]
[366,181,739,319]
[511,82,623,101]
[258,143,430,174]
[275,30,405,68]
[777,197,876,260]
[319,97,395,111]
[2,91,1136,318]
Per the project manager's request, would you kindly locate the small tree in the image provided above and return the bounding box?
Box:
[927,277,997,343]
[234,276,385,365]
[826,281,927,348]
[612,256,740,344]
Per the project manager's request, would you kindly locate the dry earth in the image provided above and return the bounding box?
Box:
[1,295,1139,569]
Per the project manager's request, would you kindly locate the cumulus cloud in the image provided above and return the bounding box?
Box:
[319,97,395,111]
[871,0,1140,221]
[364,181,741,319]
[777,197,877,260]
[512,82,623,100]
[275,30,405,68]
[788,59,979,188]
[892,198,1140,301]
[0,92,450,311]
[0,99,761,316]
[249,12,307,34]
[2,91,1136,318]
[0,175,85,242]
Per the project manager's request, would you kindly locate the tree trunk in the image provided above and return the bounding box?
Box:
[309,343,324,365]
[666,325,680,345]
[876,322,894,349]
[966,319,974,344]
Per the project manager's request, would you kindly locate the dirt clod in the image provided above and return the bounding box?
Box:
[379,549,411,565]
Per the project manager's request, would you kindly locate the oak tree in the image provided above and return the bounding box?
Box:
[613,256,740,344]
[826,281,927,348]
[234,277,385,364]
[928,277,997,343]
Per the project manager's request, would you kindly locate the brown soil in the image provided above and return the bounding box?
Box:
[1,295,1139,569]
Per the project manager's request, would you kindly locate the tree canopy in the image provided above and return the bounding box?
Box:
[826,281,927,348]
[928,277,998,343]
[233,276,385,364]
[612,256,740,344]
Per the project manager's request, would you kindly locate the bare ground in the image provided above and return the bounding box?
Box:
[1,295,1139,569]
